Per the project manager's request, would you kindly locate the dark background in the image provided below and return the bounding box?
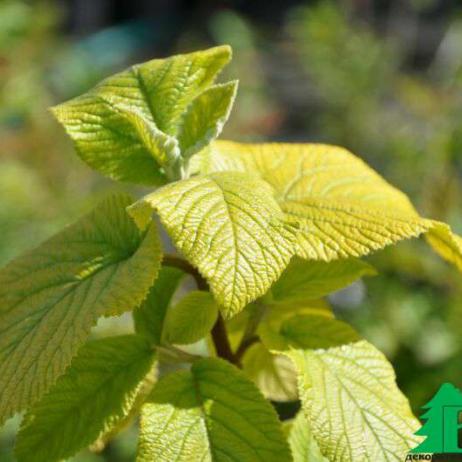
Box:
[1,0,462,460]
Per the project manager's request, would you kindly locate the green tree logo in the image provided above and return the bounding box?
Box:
[411,383,462,454]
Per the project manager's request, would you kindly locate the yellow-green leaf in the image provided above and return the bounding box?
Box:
[286,412,328,462]
[426,221,462,271]
[276,314,360,350]
[272,314,420,462]
[52,90,177,185]
[52,46,232,184]
[258,300,333,352]
[132,46,232,136]
[128,171,297,317]
[137,357,291,462]
[200,141,414,209]
[282,200,430,261]
[15,335,156,462]
[242,342,297,402]
[197,141,462,266]
[133,267,185,344]
[163,290,218,345]
[271,257,376,304]
[0,193,162,425]
[178,81,238,160]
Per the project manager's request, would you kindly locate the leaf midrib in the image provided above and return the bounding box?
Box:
[0,261,123,411]
[307,349,416,461]
[19,346,151,456]
[0,245,130,326]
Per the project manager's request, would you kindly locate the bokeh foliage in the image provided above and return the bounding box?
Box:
[1,0,461,460]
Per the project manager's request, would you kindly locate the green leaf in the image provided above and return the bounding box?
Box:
[425,221,462,271]
[197,141,462,267]
[52,91,176,185]
[133,266,185,344]
[200,141,416,210]
[286,412,328,462]
[224,306,254,351]
[272,314,420,462]
[271,257,376,304]
[242,342,297,402]
[131,46,232,136]
[137,357,291,462]
[163,290,218,345]
[128,171,297,317]
[178,81,238,160]
[257,300,333,352]
[283,200,430,261]
[0,193,162,424]
[267,313,360,351]
[15,335,156,462]
[52,46,233,184]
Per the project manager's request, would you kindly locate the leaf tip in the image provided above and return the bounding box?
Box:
[227,79,239,96]
[126,201,153,232]
[362,261,378,277]
[214,43,233,61]
[48,103,62,122]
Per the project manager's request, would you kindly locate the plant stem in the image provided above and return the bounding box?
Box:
[234,335,258,363]
[162,253,237,365]
[211,315,236,364]
[163,253,207,290]
[234,301,267,362]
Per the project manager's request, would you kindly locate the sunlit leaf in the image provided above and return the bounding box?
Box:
[133,266,184,344]
[128,171,297,317]
[197,141,462,267]
[178,81,238,160]
[53,46,233,184]
[426,221,462,271]
[285,412,328,462]
[271,257,376,303]
[271,314,420,461]
[0,193,162,424]
[163,290,218,345]
[242,342,297,402]
[137,357,291,461]
[15,335,156,462]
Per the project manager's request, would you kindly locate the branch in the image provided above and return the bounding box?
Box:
[163,253,207,290]
[234,335,259,363]
[211,315,236,364]
[233,301,267,363]
[162,253,237,365]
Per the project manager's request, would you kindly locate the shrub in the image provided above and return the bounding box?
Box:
[1,45,461,462]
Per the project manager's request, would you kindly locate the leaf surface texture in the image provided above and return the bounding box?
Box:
[16,335,156,462]
[286,412,328,462]
[0,193,161,424]
[133,266,184,344]
[271,257,375,303]
[137,357,291,462]
[129,171,297,317]
[197,141,462,265]
[52,46,233,184]
[272,314,420,462]
[163,290,219,344]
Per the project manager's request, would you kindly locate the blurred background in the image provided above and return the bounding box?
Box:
[1,0,462,460]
